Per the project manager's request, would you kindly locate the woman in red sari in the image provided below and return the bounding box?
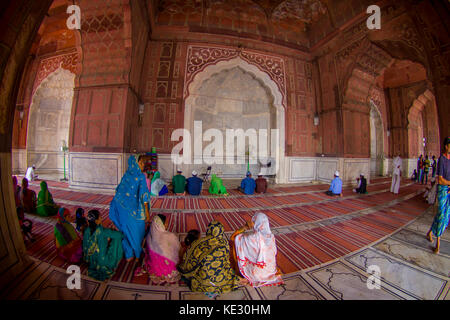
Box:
[20,178,37,214]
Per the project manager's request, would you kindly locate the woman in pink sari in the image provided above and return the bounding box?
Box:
[135,214,180,284]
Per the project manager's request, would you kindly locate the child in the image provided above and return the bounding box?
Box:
[17,207,35,242]
[179,229,200,262]
[75,208,87,234]
[411,169,418,182]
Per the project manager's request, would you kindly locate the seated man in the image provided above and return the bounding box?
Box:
[238,171,256,195]
[172,168,186,195]
[186,170,203,196]
[325,171,343,197]
[25,165,38,182]
[255,173,268,194]
[353,173,367,194]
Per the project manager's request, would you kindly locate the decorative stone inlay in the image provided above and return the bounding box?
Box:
[185,45,287,107]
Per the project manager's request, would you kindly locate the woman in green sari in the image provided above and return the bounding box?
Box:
[178,221,240,297]
[83,210,124,281]
[208,174,228,196]
[36,181,59,217]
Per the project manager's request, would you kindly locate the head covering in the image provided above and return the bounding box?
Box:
[177,168,182,173]
[57,207,70,223]
[360,173,364,177]
[178,221,239,294]
[335,171,340,177]
[246,171,251,177]
[146,215,180,264]
[234,212,282,287]
[192,170,198,176]
[88,210,99,222]
[258,173,263,176]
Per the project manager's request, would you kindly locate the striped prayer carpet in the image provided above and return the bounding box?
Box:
[22,176,429,284]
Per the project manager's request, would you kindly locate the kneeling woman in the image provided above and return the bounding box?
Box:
[230,212,283,287]
[54,208,83,263]
[136,214,181,284]
[83,210,124,281]
[178,221,240,297]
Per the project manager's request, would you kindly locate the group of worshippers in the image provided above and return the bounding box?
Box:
[238,171,268,195]
[12,171,61,243]
[325,170,367,197]
[414,154,437,185]
[108,155,283,296]
[171,169,203,196]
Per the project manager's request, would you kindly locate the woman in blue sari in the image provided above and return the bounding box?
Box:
[427,137,450,254]
[109,155,151,262]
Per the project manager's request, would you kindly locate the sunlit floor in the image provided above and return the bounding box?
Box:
[2,177,449,300]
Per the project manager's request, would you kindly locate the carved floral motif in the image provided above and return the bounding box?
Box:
[185,45,286,106]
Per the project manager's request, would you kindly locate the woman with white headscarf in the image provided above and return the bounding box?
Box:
[230,212,283,287]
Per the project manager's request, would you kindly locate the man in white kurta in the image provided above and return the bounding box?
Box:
[25,165,37,182]
[390,155,402,194]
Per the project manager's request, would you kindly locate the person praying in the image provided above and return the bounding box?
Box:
[353,173,367,194]
[230,212,283,287]
[20,178,37,214]
[83,210,124,281]
[390,153,402,194]
[325,171,343,197]
[36,181,59,217]
[172,168,186,195]
[209,174,228,196]
[25,164,38,182]
[54,207,83,264]
[186,171,203,196]
[150,171,169,196]
[255,173,268,194]
[238,171,256,195]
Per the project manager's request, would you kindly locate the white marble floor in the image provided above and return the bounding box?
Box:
[1,206,448,300]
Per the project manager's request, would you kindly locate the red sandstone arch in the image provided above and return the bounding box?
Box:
[407,89,440,158]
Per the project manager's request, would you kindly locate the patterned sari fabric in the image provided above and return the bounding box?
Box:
[431,185,450,238]
[208,174,228,195]
[36,181,58,217]
[233,212,283,287]
[83,225,124,281]
[54,208,82,263]
[109,155,150,259]
[143,215,180,284]
[179,221,239,294]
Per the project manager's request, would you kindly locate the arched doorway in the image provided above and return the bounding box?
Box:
[407,89,440,161]
[26,68,75,177]
[184,57,286,183]
[369,100,384,176]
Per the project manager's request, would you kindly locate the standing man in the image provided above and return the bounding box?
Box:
[423,155,431,185]
[391,153,402,194]
[172,168,186,195]
[431,155,437,178]
[417,154,423,183]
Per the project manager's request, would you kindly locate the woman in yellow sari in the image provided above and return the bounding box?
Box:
[178,221,240,298]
